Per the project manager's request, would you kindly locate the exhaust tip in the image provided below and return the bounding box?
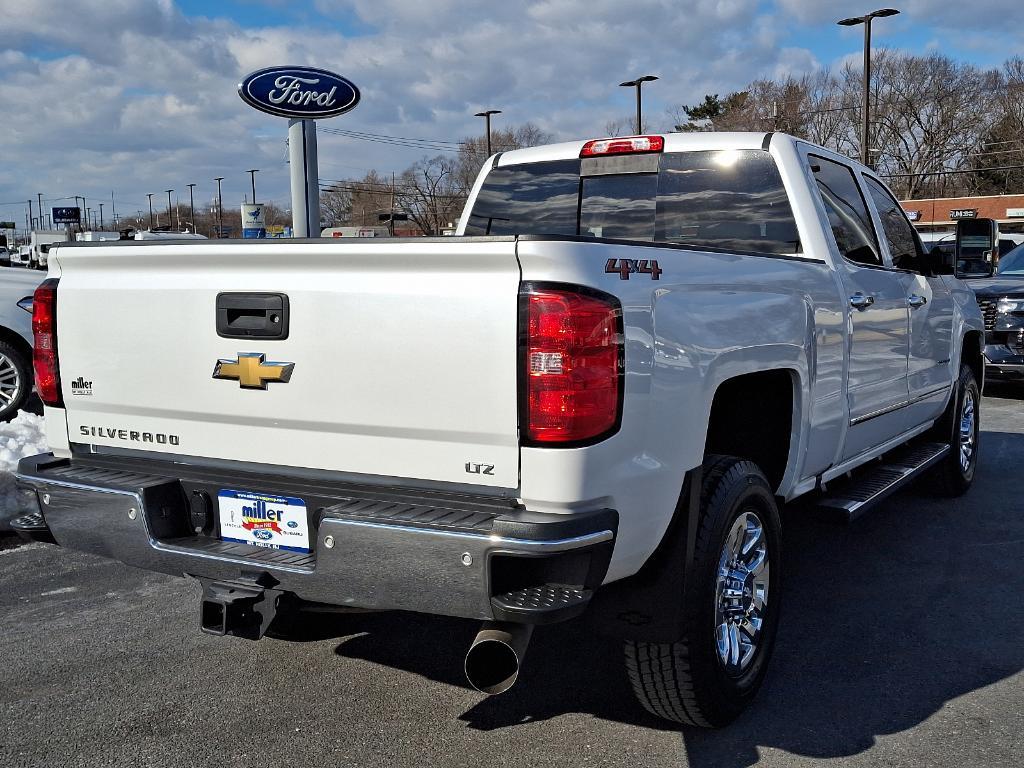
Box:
[464,622,533,695]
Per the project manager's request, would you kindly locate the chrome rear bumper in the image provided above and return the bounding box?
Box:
[16,453,616,625]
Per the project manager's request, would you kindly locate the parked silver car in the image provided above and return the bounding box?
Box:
[0,269,42,420]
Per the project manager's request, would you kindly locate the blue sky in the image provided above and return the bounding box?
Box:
[1,0,1021,229]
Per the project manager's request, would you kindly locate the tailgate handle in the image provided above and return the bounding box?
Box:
[216,293,289,340]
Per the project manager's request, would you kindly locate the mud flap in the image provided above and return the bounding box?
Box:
[585,466,702,642]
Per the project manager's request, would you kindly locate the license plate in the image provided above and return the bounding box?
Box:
[218,489,310,553]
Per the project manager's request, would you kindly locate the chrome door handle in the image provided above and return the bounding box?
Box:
[849,293,875,310]
[908,294,928,309]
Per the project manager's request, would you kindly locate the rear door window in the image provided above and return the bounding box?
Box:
[809,155,881,267]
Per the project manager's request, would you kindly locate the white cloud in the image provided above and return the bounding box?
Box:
[0,0,832,222]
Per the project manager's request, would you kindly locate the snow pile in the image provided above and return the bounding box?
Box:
[0,411,48,525]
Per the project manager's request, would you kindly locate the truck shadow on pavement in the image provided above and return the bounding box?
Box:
[328,429,1024,766]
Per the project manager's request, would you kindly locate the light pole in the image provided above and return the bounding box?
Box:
[837,8,900,168]
[619,75,658,134]
[473,110,502,157]
[165,190,173,229]
[214,177,225,238]
[246,170,259,204]
[187,183,196,232]
[146,194,155,228]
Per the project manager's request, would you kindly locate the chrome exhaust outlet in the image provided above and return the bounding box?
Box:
[464,621,534,695]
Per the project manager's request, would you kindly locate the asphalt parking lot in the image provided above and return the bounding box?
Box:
[1,387,1022,768]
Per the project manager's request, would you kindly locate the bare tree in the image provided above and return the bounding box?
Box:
[861,51,1000,197]
[398,156,465,236]
[970,58,1024,194]
[454,123,551,194]
[604,117,651,136]
[673,52,1015,198]
[319,186,352,227]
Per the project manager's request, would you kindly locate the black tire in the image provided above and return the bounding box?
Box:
[926,363,980,497]
[624,455,782,728]
[0,339,32,422]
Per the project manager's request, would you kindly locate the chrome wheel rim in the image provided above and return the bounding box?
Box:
[714,509,769,675]
[959,389,976,473]
[0,352,22,412]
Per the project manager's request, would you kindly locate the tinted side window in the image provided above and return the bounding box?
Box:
[864,176,920,271]
[463,159,580,236]
[656,150,801,255]
[810,155,880,266]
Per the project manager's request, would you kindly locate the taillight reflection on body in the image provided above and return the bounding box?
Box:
[32,278,62,407]
[522,285,622,445]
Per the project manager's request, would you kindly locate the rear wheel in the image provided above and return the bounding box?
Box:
[927,363,980,497]
[624,455,782,727]
[0,340,31,422]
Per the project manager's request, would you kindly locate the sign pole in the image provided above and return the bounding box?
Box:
[289,119,321,237]
[240,66,356,238]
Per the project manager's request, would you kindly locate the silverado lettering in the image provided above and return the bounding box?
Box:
[79,426,179,446]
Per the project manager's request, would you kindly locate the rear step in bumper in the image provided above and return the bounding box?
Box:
[16,453,616,625]
[10,510,57,544]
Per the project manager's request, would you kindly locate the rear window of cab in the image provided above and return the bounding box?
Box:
[463,149,801,256]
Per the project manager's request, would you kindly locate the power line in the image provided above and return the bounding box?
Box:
[319,127,465,153]
[880,163,1024,178]
[325,127,463,146]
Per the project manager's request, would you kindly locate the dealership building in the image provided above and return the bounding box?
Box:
[900,194,1024,238]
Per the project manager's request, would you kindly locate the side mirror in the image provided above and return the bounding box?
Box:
[954,218,998,278]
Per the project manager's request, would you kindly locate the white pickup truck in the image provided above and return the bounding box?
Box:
[15,132,985,727]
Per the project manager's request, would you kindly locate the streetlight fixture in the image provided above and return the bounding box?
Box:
[246,170,259,204]
[146,194,155,228]
[214,177,225,238]
[837,8,900,167]
[619,75,659,134]
[186,183,196,233]
[473,110,502,157]
[165,190,174,229]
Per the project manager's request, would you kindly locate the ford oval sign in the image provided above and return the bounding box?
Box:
[238,66,360,119]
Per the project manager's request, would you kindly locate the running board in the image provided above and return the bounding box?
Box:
[816,442,949,522]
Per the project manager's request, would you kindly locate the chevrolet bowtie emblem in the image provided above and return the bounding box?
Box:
[212,353,294,390]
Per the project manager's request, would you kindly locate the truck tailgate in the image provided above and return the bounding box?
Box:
[52,239,521,488]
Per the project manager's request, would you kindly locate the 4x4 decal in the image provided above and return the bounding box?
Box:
[605,258,662,280]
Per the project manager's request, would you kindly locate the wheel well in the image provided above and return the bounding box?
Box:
[962,331,983,386]
[704,370,796,492]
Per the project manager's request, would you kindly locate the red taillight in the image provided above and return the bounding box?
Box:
[522,286,622,445]
[32,278,62,407]
[580,135,664,157]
